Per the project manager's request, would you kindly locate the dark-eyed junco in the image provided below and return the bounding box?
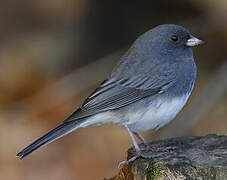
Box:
[17,24,202,165]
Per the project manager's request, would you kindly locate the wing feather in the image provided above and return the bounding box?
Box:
[64,73,175,122]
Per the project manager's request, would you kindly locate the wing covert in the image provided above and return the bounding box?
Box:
[64,73,175,122]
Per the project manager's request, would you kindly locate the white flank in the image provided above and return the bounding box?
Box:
[127,94,190,132]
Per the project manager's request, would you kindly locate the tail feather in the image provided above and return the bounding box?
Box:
[16,120,84,159]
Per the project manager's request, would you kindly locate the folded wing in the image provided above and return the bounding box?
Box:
[64,72,176,122]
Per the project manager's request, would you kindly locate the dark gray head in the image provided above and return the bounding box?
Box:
[134,24,202,61]
[112,24,202,79]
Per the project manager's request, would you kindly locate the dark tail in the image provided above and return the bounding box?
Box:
[16,119,84,159]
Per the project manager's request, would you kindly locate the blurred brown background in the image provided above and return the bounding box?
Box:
[0,0,227,179]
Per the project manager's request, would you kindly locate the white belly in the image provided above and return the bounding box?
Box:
[126,94,190,132]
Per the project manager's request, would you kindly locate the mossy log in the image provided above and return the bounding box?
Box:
[105,134,227,180]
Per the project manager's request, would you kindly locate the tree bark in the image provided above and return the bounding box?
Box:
[105,134,227,180]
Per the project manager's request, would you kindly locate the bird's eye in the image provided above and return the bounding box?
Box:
[171,35,178,42]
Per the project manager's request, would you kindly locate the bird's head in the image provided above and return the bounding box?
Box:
[134,24,203,60]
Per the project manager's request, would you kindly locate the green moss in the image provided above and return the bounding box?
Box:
[144,163,164,180]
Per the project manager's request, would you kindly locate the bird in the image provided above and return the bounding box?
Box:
[16,24,202,165]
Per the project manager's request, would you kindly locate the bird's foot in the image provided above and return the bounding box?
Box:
[118,148,173,168]
[118,151,154,168]
[118,150,158,168]
[118,154,139,168]
[118,149,150,168]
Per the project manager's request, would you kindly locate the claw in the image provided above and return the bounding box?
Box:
[118,155,139,168]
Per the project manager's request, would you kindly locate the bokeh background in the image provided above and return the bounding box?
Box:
[0,0,227,179]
